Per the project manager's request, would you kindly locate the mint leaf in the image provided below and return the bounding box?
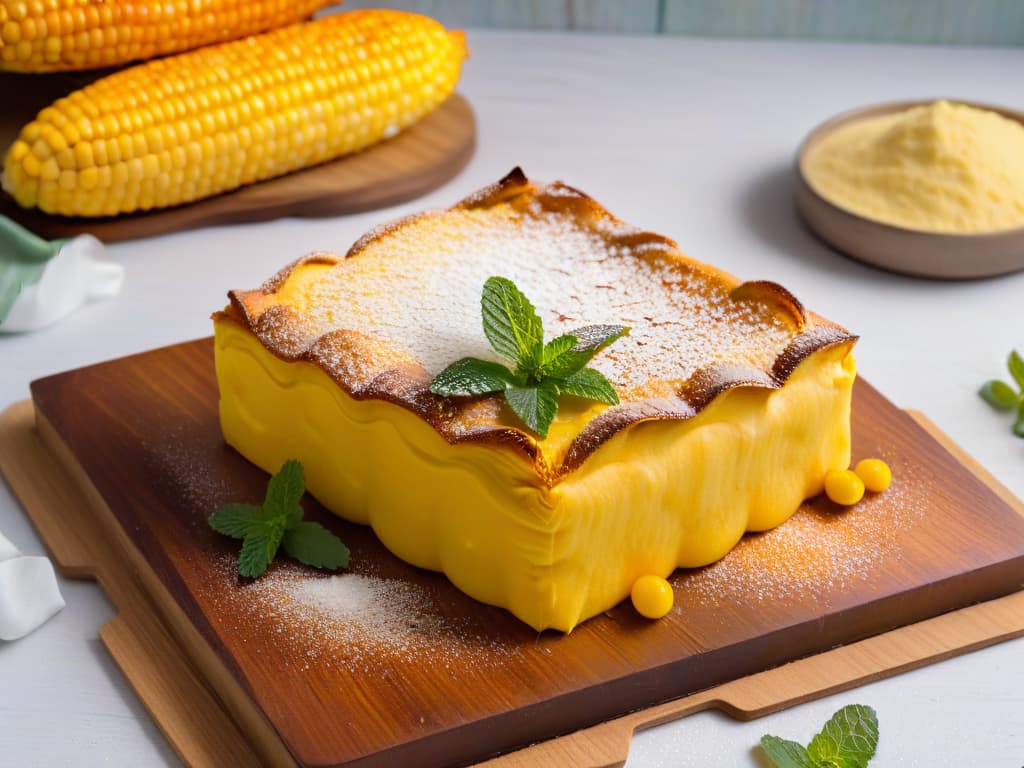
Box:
[209,459,351,579]
[540,324,629,378]
[208,503,265,539]
[979,353,1024,439]
[569,324,630,354]
[429,277,628,438]
[807,704,878,768]
[555,367,620,405]
[283,522,350,570]
[239,525,284,579]
[1008,350,1024,391]
[481,276,544,373]
[760,736,816,768]
[430,357,517,396]
[505,381,560,438]
[265,458,304,516]
[762,705,878,768]
[980,379,1019,412]
[541,334,578,369]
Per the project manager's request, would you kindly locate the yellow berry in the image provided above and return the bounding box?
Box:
[854,458,892,493]
[824,468,865,506]
[631,574,674,619]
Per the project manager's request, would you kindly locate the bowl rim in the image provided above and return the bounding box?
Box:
[795,98,1024,241]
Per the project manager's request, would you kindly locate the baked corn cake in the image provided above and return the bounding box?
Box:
[213,168,857,632]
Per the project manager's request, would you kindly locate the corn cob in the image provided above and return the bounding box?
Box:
[0,0,336,73]
[2,10,468,217]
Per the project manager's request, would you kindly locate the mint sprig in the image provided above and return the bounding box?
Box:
[979,349,1024,438]
[761,704,879,768]
[429,276,628,438]
[209,459,350,578]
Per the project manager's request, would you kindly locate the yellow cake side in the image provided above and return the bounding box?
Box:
[214,316,855,632]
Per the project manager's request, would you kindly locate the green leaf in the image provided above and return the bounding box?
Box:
[481,276,544,373]
[282,522,350,570]
[430,357,517,396]
[555,367,620,405]
[568,324,630,354]
[209,460,352,578]
[504,381,560,438]
[760,736,816,768]
[980,379,1019,412]
[0,216,64,325]
[284,504,303,530]
[264,459,304,517]
[238,524,285,579]
[208,503,265,539]
[1014,398,1024,438]
[1008,350,1024,392]
[540,324,629,378]
[541,334,578,368]
[807,705,878,768]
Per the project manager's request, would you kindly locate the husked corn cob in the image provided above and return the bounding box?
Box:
[0,0,335,73]
[2,10,467,217]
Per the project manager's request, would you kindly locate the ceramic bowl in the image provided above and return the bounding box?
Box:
[794,100,1024,280]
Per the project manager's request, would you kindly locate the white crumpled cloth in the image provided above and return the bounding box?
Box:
[0,529,64,640]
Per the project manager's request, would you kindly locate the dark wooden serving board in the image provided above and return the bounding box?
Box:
[10,338,1024,768]
[0,69,476,242]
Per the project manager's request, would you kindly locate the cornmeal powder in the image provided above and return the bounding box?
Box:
[805,100,1024,233]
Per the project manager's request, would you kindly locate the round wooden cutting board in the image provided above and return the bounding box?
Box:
[0,70,476,242]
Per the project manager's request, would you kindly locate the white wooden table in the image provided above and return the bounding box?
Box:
[2,30,1022,767]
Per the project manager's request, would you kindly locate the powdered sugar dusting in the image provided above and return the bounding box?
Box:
[254,195,798,399]
[215,558,520,673]
[677,465,926,609]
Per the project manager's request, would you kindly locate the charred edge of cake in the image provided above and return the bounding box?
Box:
[729,280,808,330]
[557,328,857,478]
[344,168,537,260]
[260,252,340,293]
[214,309,546,469]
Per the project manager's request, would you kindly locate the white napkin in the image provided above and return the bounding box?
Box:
[0,530,65,640]
[0,234,124,333]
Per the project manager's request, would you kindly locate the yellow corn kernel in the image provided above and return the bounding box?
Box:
[74,141,93,169]
[0,0,336,72]
[2,11,468,218]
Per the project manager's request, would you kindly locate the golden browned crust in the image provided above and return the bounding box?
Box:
[218,168,857,484]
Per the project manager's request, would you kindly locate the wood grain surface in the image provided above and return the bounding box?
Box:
[0,69,476,242]
[13,338,1024,768]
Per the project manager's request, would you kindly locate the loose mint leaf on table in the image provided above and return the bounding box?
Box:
[807,704,879,768]
[761,704,878,768]
[283,522,351,570]
[1008,349,1024,391]
[208,460,349,579]
[978,349,1024,438]
[980,379,1019,411]
[429,276,629,438]
[239,530,280,580]
[760,736,816,768]
[265,458,305,516]
[208,503,266,539]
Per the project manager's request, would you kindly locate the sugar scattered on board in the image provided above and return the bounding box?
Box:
[676,467,925,610]
[217,558,520,674]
